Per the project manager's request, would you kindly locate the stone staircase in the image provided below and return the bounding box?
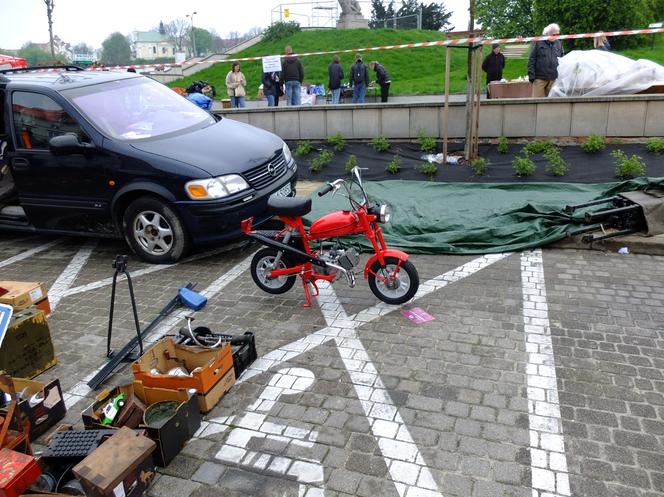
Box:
[501,43,530,59]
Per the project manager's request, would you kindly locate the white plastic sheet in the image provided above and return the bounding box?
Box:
[550,50,664,97]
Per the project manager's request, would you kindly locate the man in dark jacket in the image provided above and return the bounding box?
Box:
[262,71,282,107]
[328,55,344,104]
[482,43,505,97]
[283,46,304,105]
[369,61,391,102]
[349,54,369,104]
[528,23,564,97]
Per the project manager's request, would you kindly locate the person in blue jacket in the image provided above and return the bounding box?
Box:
[186,92,212,110]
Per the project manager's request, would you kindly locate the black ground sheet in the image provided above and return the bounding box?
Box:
[290,142,664,183]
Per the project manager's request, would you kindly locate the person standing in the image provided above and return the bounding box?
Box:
[528,23,564,97]
[481,43,506,97]
[328,55,344,104]
[369,60,391,103]
[262,71,282,107]
[593,35,611,51]
[225,62,247,108]
[349,54,369,104]
[283,46,304,105]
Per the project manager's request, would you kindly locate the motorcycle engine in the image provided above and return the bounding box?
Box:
[317,247,360,276]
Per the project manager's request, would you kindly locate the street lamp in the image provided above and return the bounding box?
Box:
[186,11,198,57]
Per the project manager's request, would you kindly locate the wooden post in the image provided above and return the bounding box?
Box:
[472,44,483,159]
[443,46,451,165]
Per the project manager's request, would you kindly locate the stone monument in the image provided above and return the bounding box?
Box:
[337,0,369,28]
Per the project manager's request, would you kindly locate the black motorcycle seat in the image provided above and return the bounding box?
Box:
[267,194,312,217]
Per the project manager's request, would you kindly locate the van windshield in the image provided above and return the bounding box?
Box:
[62,77,215,140]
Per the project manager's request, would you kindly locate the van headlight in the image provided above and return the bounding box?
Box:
[185,174,249,200]
[283,142,295,169]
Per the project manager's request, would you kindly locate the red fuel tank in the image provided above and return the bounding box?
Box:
[309,211,359,240]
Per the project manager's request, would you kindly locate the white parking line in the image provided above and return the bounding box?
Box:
[0,239,60,269]
[216,253,511,496]
[521,249,571,497]
[49,240,97,310]
[60,242,248,299]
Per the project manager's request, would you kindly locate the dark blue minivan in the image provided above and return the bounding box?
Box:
[0,67,297,263]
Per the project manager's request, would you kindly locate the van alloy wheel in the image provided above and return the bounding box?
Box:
[133,210,173,256]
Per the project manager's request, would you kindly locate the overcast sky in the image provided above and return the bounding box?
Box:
[1,0,470,51]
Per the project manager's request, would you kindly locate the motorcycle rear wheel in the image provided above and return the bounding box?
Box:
[251,248,297,294]
[368,257,419,305]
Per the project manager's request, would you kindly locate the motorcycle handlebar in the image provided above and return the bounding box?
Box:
[318,184,334,197]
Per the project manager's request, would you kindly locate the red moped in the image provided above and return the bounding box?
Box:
[241,167,419,307]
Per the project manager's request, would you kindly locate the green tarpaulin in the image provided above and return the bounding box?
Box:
[305,178,664,255]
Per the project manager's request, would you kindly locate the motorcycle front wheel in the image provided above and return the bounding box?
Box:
[251,248,297,294]
[368,257,419,305]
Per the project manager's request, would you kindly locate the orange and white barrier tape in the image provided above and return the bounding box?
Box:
[30,26,664,73]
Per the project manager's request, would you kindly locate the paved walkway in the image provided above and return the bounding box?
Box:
[1,234,662,497]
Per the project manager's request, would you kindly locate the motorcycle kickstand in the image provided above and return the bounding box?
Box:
[301,278,320,308]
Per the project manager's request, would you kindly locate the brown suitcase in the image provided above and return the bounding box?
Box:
[72,427,156,497]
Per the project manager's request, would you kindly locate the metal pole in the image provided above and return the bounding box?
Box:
[418,6,422,29]
[443,46,451,165]
[472,45,483,159]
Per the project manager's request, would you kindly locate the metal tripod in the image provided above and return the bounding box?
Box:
[106,255,143,358]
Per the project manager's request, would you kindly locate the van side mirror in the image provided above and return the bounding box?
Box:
[49,133,95,156]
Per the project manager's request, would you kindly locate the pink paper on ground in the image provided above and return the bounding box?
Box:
[400,307,434,324]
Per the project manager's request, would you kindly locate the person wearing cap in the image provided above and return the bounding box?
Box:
[349,53,369,104]
[528,23,564,97]
[481,43,505,98]
[369,60,391,102]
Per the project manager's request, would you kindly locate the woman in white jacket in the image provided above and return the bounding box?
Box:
[226,62,247,108]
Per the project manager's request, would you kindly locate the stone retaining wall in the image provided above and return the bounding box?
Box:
[215,95,664,139]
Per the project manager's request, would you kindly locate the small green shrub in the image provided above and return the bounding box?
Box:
[417,129,437,153]
[370,136,391,152]
[497,136,509,154]
[612,149,646,179]
[544,148,569,177]
[263,21,300,42]
[327,132,346,152]
[582,134,606,154]
[470,157,490,176]
[311,149,334,172]
[645,137,664,155]
[345,154,358,173]
[522,139,556,155]
[295,141,313,156]
[513,154,536,177]
[386,154,401,174]
[418,162,438,176]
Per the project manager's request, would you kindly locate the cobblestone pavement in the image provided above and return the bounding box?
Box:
[1,232,663,497]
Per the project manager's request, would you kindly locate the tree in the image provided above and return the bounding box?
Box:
[191,27,213,56]
[72,42,94,55]
[18,43,52,66]
[421,2,452,30]
[369,0,388,28]
[44,0,55,59]
[532,0,652,49]
[165,19,190,52]
[100,32,131,65]
[476,0,533,37]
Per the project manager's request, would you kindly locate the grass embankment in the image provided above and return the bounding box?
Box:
[167,30,664,99]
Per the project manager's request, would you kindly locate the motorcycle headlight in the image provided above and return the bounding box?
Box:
[185,174,249,200]
[283,142,295,169]
[379,204,391,223]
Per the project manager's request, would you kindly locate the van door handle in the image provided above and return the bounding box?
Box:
[12,158,30,171]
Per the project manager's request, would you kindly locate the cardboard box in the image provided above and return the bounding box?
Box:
[0,309,56,379]
[132,337,234,408]
[8,378,66,441]
[195,367,235,413]
[73,427,156,497]
[0,282,48,312]
[0,448,41,497]
[82,382,201,466]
